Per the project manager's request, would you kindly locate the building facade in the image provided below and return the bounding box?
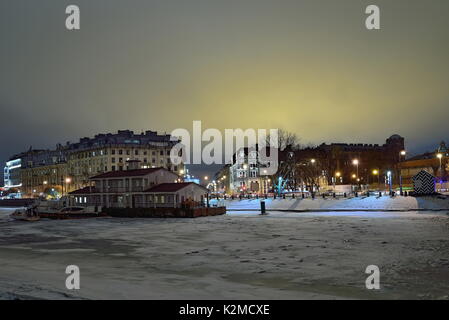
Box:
[399,141,448,189]
[222,134,405,194]
[69,167,207,208]
[3,158,22,189]
[10,130,184,198]
[313,134,405,186]
[228,147,271,195]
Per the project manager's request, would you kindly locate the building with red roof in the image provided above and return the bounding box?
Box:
[69,167,208,208]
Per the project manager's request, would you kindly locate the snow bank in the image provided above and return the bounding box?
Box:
[223,196,449,212]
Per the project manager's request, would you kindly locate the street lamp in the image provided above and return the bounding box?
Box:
[64,177,72,197]
[352,159,360,191]
[373,169,380,190]
[310,159,316,164]
[399,150,406,194]
[352,159,359,177]
[437,153,443,191]
[334,171,341,189]
[437,153,443,175]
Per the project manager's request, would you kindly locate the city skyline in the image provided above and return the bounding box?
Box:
[1,0,449,182]
[1,0,449,303]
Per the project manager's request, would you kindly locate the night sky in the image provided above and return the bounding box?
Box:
[1,0,449,184]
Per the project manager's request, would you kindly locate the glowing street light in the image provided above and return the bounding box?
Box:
[399,150,407,194]
[352,159,359,187]
[63,177,72,197]
[437,153,443,179]
[310,159,316,164]
[204,176,209,181]
[373,169,380,190]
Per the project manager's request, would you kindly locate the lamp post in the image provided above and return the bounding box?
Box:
[352,159,359,178]
[352,159,359,191]
[399,150,406,194]
[310,159,316,195]
[65,177,71,197]
[334,172,341,190]
[373,169,380,190]
[437,153,443,175]
[437,153,443,191]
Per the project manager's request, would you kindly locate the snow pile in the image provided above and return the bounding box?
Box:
[0,209,448,299]
[224,196,449,212]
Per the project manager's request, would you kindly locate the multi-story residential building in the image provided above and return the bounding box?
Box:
[313,134,406,185]
[4,157,22,189]
[223,134,406,194]
[229,147,271,194]
[13,130,184,198]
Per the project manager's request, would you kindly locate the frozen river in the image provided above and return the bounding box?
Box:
[0,207,448,299]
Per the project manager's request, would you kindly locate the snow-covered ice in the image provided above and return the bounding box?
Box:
[222,195,449,212]
[0,206,448,300]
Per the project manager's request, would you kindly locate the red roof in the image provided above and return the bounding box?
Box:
[144,182,207,193]
[69,186,98,195]
[90,167,166,179]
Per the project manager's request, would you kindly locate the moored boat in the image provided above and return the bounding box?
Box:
[10,207,41,222]
[38,206,106,219]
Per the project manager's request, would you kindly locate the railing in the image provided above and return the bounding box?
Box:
[133,201,176,208]
[99,186,145,193]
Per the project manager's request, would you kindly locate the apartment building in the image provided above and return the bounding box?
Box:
[12,130,184,198]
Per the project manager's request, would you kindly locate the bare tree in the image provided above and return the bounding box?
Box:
[295,159,325,196]
[266,129,301,151]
